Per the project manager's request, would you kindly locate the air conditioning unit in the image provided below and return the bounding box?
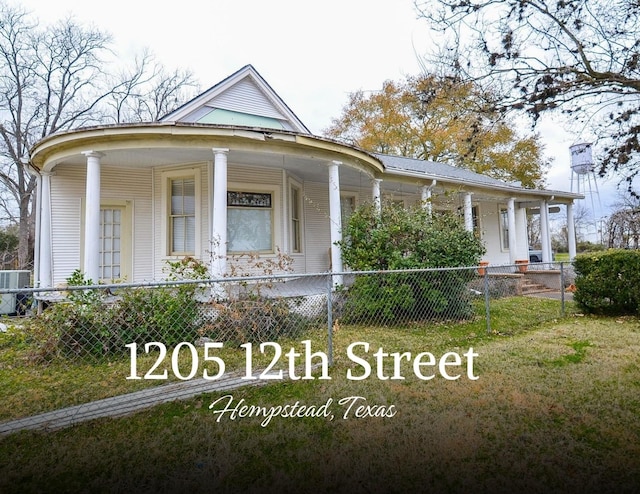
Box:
[0,270,31,315]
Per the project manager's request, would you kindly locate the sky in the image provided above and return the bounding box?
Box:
[18,0,619,231]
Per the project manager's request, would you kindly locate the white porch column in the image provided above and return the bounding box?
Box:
[421,180,436,216]
[211,148,229,278]
[82,151,103,282]
[463,192,473,232]
[507,197,518,264]
[328,160,343,287]
[540,200,552,263]
[421,185,431,216]
[372,178,382,213]
[567,202,577,260]
[39,172,53,288]
[515,205,528,260]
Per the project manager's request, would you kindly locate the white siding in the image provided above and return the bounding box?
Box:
[477,200,511,265]
[210,78,285,120]
[50,165,83,286]
[49,164,153,285]
[302,181,331,273]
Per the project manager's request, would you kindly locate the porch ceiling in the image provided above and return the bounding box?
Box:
[43,145,374,189]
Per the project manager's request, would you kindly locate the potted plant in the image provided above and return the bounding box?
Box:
[515,259,529,273]
[477,260,490,275]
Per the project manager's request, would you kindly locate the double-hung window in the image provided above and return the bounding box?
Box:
[163,169,200,257]
[169,177,196,255]
[290,183,302,253]
[500,207,509,250]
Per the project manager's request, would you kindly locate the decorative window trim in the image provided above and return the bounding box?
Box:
[161,168,201,257]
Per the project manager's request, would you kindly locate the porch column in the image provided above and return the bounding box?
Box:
[39,172,53,288]
[507,197,518,264]
[372,178,382,213]
[211,148,229,278]
[463,192,473,232]
[421,180,436,216]
[328,160,343,287]
[82,151,103,282]
[540,199,552,263]
[567,202,577,260]
[515,205,528,260]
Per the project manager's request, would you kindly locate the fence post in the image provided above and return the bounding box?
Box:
[326,273,334,367]
[484,267,491,334]
[560,262,565,316]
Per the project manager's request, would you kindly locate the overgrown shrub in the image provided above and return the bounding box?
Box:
[27,258,207,361]
[199,251,315,344]
[200,297,312,344]
[573,249,640,315]
[338,201,485,323]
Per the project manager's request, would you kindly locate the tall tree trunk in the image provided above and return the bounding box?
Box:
[17,175,36,270]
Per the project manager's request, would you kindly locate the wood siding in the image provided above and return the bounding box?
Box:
[49,164,153,285]
[210,78,288,123]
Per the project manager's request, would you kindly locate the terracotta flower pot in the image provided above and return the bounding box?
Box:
[515,259,529,273]
[478,260,490,275]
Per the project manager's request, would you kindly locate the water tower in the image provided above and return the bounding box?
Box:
[570,142,601,241]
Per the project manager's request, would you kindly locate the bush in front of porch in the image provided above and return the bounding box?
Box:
[338,201,485,323]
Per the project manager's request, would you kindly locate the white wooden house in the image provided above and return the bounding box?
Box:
[28,65,581,288]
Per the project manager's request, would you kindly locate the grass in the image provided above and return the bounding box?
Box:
[0,296,563,420]
[1,297,639,492]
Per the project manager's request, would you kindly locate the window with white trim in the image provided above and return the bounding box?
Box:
[169,177,196,254]
[290,183,302,253]
[500,206,509,250]
[227,191,273,253]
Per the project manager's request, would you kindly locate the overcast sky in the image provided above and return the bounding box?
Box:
[18,0,618,223]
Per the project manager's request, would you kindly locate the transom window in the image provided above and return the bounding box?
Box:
[227,191,273,252]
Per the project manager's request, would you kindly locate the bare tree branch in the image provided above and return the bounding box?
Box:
[415,0,640,193]
[0,1,197,268]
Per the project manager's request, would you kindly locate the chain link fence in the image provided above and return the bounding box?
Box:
[0,262,573,431]
[1,263,574,363]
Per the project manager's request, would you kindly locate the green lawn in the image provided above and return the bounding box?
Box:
[1,299,639,493]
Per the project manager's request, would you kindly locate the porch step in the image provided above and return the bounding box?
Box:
[521,279,552,294]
